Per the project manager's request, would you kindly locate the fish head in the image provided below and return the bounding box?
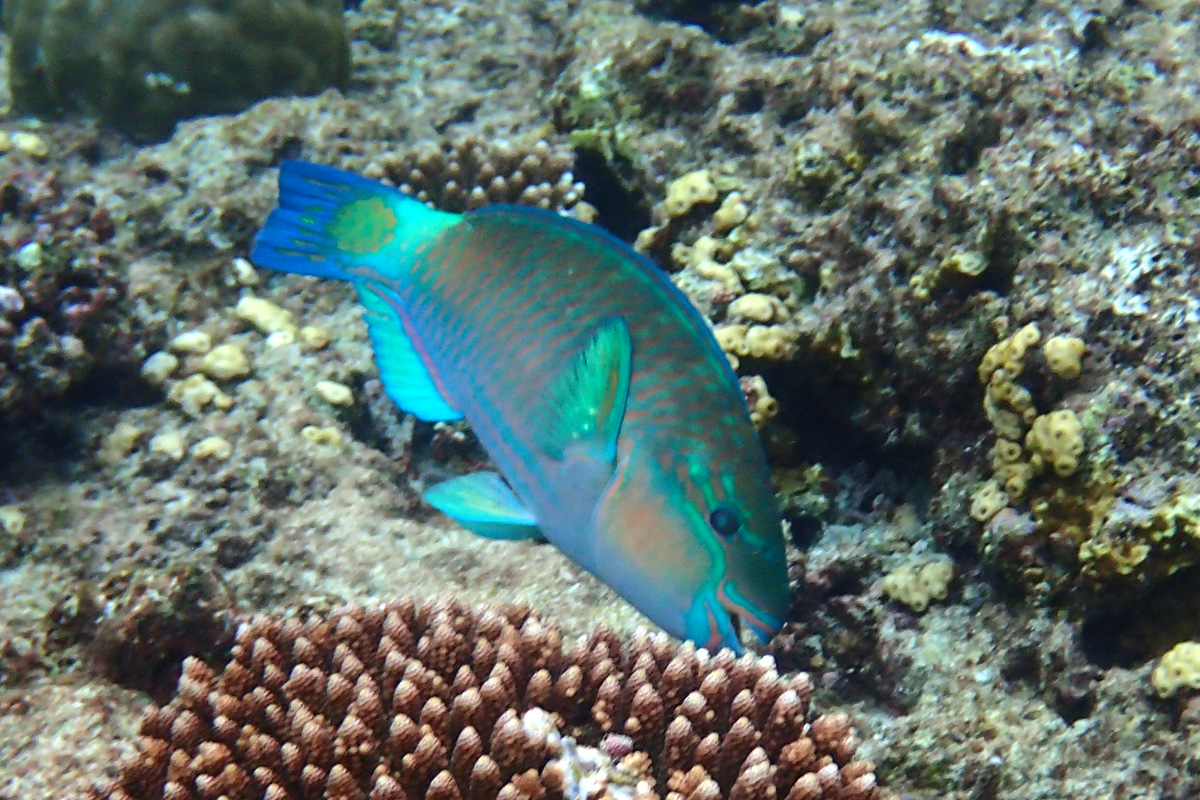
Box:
[684,452,791,653]
[593,442,789,654]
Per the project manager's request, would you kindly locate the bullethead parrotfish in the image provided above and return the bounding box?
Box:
[251,161,789,653]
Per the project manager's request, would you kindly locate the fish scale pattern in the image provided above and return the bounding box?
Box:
[90,599,892,800]
[415,208,742,444]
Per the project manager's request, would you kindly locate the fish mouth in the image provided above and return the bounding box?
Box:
[726,611,761,653]
[689,585,784,654]
[718,579,783,647]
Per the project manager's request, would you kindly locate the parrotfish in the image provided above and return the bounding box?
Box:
[251,161,789,653]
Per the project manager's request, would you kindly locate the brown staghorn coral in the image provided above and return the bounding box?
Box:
[368,137,590,218]
[90,599,890,800]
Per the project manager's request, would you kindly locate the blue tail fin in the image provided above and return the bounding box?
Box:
[251,161,458,282]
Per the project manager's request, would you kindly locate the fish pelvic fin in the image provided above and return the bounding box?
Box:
[541,317,632,463]
[251,160,459,282]
[356,281,462,422]
[425,472,544,541]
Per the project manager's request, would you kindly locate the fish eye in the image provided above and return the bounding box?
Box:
[709,506,740,538]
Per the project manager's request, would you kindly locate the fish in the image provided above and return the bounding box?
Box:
[251,160,789,653]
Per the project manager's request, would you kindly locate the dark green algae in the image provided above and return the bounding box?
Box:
[4,0,349,140]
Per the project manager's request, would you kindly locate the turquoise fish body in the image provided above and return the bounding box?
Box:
[252,161,789,653]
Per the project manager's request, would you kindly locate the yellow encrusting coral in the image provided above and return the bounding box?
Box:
[909,248,990,300]
[149,432,187,460]
[744,324,795,359]
[192,436,233,460]
[1043,335,1087,380]
[639,176,795,430]
[968,325,1200,606]
[301,424,345,451]
[231,257,260,287]
[979,323,1040,441]
[299,325,332,350]
[972,324,1090,513]
[99,423,144,464]
[970,479,1009,523]
[168,374,233,416]
[727,292,785,324]
[1152,641,1200,697]
[141,352,179,385]
[989,437,1036,498]
[1077,493,1200,587]
[168,330,213,355]
[199,343,251,381]
[1026,410,1085,477]
[714,323,798,362]
[740,374,779,428]
[235,295,296,337]
[712,191,749,233]
[881,560,954,613]
[978,323,1041,384]
[662,170,719,219]
[315,380,354,407]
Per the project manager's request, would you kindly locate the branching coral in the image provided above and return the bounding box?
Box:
[371,137,589,217]
[91,599,892,800]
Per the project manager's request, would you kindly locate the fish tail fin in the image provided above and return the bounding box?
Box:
[251,160,459,281]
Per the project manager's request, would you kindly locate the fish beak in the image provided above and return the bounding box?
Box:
[688,585,784,655]
[725,612,766,654]
[717,579,783,647]
[739,607,780,645]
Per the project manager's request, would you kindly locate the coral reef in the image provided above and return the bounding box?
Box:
[964,315,1199,615]
[4,0,349,139]
[3,0,1200,797]
[91,599,890,800]
[543,0,1200,646]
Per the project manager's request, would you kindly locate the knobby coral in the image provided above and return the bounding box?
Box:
[91,599,891,800]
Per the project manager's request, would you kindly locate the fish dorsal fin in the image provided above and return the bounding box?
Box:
[424,472,544,540]
[356,281,462,422]
[541,317,632,462]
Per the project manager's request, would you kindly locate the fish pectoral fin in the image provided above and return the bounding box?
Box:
[424,472,544,541]
[541,317,631,462]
